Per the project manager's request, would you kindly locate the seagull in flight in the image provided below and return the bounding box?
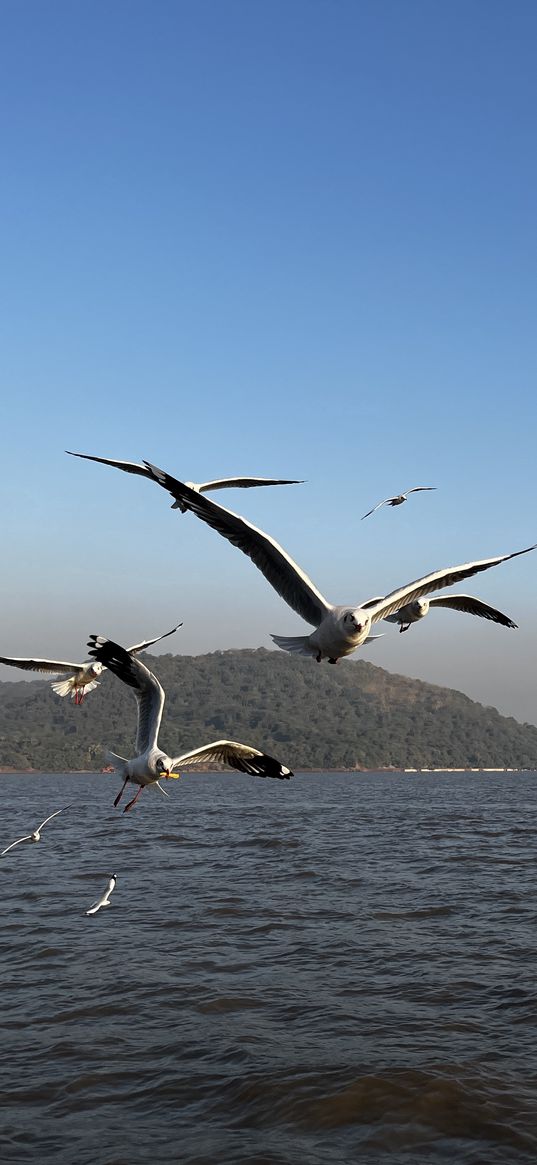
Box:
[0,623,183,704]
[86,874,117,915]
[1,806,71,856]
[361,487,436,520]
[87,635,292,812]
[129,463,534,664]
[383,594,518,633]
[66,450,304,511]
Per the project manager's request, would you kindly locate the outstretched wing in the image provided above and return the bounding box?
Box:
[143,463,331,628]
[86,898,107,915]
[1,835,32,855]
[35,806,71,832]
[361,498,393,520]
[364,546,537,623]
[88,636,165,754]
[171,739,292,780]
[199,476,305,493]
[0,656,83,675]
[127,623,183,655]
[428,594,517,627]
[67,453,303,494]
[403,486,437,496]
[66,451,151,478]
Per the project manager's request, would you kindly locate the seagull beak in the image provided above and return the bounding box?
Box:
[166,770,180,779]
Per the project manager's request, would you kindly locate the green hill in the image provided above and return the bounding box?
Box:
[0,648,535,772]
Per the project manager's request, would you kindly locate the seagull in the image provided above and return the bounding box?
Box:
[361,487,436,520]
[133,463,535,664]
[1,806,71,856]
[87,635,292,812]
[383,594,518,633]
[86,874,117,915]
[66,451,304,511]
[0,623,183,704]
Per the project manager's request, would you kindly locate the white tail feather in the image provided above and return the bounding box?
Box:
[270,634,317,657]
[107,751,129,778]
[50,678,74,697]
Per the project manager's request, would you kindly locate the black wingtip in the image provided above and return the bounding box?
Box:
[255,754,293,780]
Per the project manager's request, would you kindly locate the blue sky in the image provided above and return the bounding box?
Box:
[1,0,536,724]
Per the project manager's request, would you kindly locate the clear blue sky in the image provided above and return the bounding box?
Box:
[1,0,536,723]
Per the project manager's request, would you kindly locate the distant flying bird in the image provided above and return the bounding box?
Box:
[1,806,71,856]
[133,463,535,663]
[383,594,518,633]
[86,874,117,915]
[87,635,292,812]
[66,450,304,511]
[0,624,183,704]
[361,487,436,520]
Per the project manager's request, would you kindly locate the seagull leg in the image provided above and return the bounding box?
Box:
[113,777,130,808]
[399,624,410,633]
[316,652,322,663]
[123,785,144,813]
[328,658,338,664]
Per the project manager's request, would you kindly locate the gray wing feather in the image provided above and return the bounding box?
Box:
[366,546,537,623]
[0,656,84,674]
[403,486,437,495]
[428,595,517,627]
[199,477,304,492]
[66,451,151,478]
[143,463,330,627]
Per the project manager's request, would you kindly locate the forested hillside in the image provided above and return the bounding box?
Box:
[0,648,535,771]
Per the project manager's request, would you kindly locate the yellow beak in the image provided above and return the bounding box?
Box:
[164,771,180,779]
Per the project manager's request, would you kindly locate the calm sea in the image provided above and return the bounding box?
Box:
[1,769,537,1164]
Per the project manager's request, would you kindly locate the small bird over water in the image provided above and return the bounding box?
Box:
[1,806,71,856]
[86,874,117,915]
[361,487,437,520]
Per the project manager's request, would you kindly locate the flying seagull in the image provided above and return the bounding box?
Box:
[133,464,534,664]
[66,451,304,511]
[361,487,436,520]
[1,806,71,856]
[0,623,183,704]
[86,874,117,915]
[87,635,292,812]
[383,594,518,633]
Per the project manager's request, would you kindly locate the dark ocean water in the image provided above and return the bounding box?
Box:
[1,769,537,1164]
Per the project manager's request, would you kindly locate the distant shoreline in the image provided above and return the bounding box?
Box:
[1,767,535,776]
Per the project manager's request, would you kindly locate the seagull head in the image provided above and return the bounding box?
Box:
[89,662,105,678]
[155,754,175,779]
[341,608,371,642]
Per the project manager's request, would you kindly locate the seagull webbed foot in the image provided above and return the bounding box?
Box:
[113,776,130,808]
[123,786,144,812]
